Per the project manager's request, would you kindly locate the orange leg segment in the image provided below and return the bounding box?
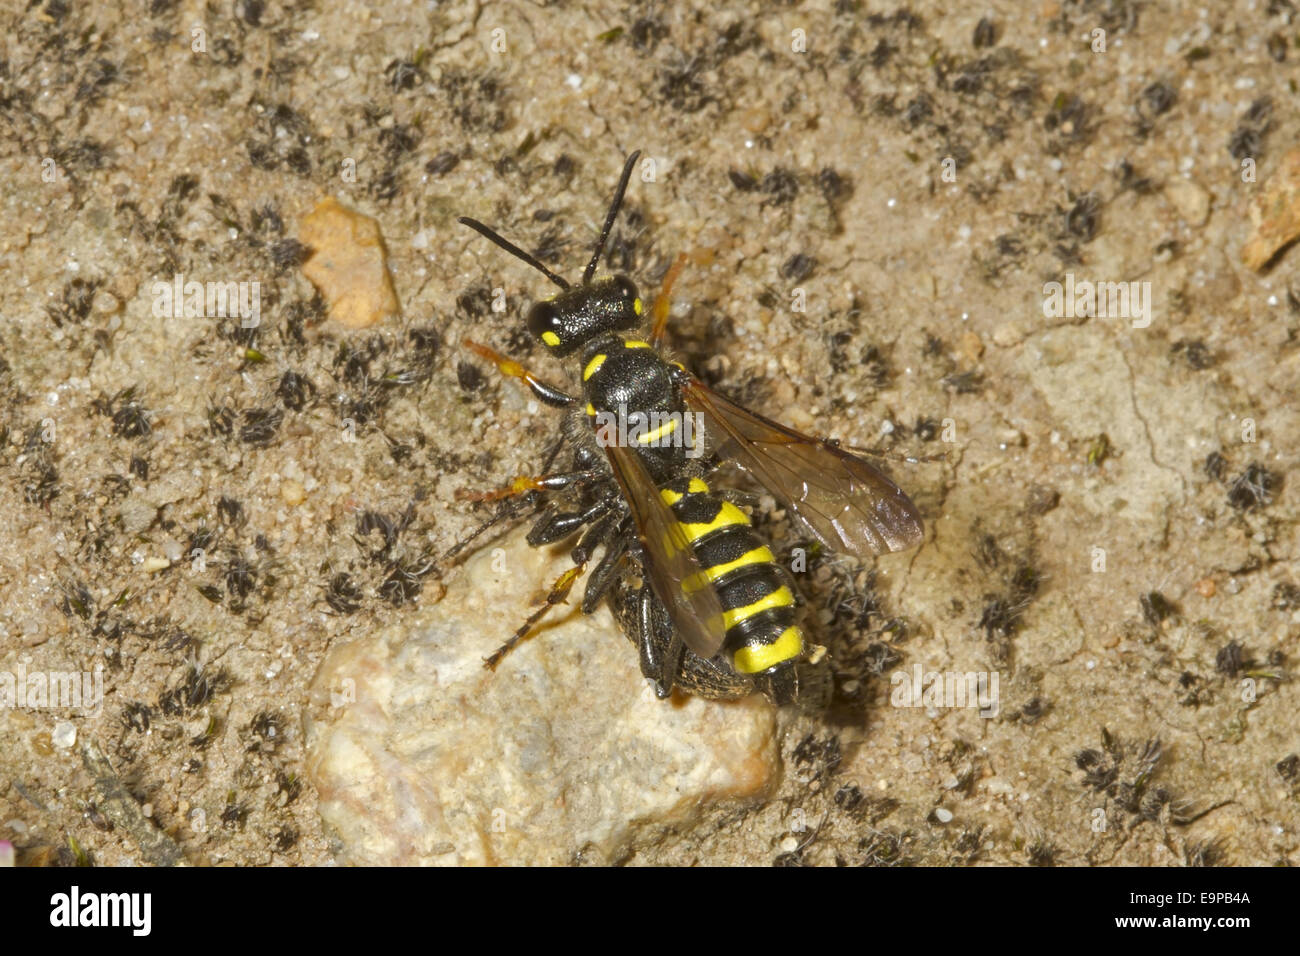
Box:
[484,563,586,670]
[455,470,598,503]
[462,338,575,407]
[649,253,689,346]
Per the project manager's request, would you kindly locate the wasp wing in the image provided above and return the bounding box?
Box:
[604,442,730,660]
[681,376,924,557]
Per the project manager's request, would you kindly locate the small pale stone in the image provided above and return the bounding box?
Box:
[93,289,121,314]
[1164,177,1210,226]
[992,321,1028,347]
[740,107,771,134]
[299,198,400,328]
[118,497,156,536]
[141,556,170,574]
[1243,146,1300,270]
[52,722,76,749]
[915,272,937,299]
[933,807,953,823]
[280,478,306,506]
[305,528,780,865]
[958,330,984,364]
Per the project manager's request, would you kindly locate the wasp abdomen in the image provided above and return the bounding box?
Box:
[659,477,804,675]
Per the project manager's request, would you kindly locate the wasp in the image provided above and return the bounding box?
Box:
[451,151,923,706]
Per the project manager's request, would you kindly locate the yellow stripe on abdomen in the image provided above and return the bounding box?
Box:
[682,545,776,593]
[722,586,795,631]
[660,479,711,507]
[677,501,750,543]
[733,626,803,674]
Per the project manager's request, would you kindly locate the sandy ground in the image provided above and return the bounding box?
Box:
[0,0,1297,865]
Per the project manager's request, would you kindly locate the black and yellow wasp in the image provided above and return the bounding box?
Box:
[452,151,923,706]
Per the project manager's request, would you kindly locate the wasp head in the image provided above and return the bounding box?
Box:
[527,275,642,355]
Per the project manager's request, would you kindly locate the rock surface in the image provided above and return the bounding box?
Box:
[305,530,780,865]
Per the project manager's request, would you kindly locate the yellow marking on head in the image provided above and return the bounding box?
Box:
[682,545,776,593]
[637,417,679,444]
[541,331,561,347]
[687,478,709,494]
[585,403,597,417]
[623,339,652,349]
[733,626,803,674]
[633,297,643,315]
[722,586,795,632]
[583,353,607,381]
[678,501,750,542]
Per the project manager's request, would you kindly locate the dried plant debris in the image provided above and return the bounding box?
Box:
[80,741,186,867]
[1073,729,1226,839]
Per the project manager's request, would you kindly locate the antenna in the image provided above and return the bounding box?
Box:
[457,217,571,290]
[582,150,640,285]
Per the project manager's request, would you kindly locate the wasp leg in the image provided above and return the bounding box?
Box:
[437,493,542,567]
[456,469,599,503]
[540,429,572,472]
[578,516,632,613]
[463,338,575,407]
[636,582,685,699]
[484,563,586,670]
[649,252,689,346]
[527,498,612,546]
[570,508,619,564]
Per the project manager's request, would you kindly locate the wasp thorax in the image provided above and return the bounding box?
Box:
[527,275,642,355]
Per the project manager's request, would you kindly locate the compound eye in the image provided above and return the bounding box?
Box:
[614,276,641,317]
[527,301,563,347]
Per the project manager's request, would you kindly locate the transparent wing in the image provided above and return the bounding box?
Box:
[681,376,924,557]
[604,443,730,660]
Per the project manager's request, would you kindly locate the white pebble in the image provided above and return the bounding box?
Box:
[934,808,953,823]
[52,722,77,749]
